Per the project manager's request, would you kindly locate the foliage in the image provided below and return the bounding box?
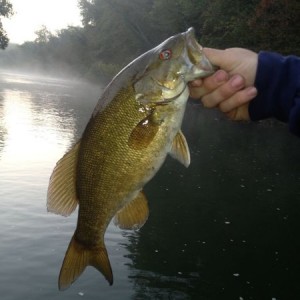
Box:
[197,0,258,49]
[34,25,53,44]
[0,0,13,49]
[248,0,300,54]
[79,0,155,66]
[0,0,299,79]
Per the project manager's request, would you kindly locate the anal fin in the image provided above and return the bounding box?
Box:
[114,191,149,230]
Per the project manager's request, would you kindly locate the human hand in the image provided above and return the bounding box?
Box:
[189,48,258,120]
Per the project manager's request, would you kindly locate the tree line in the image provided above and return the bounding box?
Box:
[0,0,299,82]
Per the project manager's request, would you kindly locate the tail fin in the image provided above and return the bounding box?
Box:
[58,236,113,290]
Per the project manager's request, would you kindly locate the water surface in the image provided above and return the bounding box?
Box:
[0,71,299,299]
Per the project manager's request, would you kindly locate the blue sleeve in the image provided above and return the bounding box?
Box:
[248,51,300,137]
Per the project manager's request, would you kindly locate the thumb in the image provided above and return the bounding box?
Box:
[203,48,233,71]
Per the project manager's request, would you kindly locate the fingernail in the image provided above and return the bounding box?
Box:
[214,70,228,83]
[230,75,244,89]
[246,86,257,98]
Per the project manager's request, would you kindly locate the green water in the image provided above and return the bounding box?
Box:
[0,72,299,299]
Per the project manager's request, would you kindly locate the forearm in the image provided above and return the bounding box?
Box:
[249,51,300,136]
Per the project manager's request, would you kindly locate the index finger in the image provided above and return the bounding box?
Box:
[189,70,229,99]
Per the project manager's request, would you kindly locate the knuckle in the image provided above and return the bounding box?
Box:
[218,101,228,112]
[202,97,216,108]
[189,86,206,99]
[216,84,236,100]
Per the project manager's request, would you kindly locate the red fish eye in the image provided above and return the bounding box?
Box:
[159,49,172,60]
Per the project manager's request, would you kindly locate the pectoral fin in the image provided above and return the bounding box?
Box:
[47,141,80,216]
[170,131,190,167]
[128,115,159,150]
[114,191,149,230]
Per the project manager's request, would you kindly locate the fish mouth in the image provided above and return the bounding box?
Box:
[184,27,216,80]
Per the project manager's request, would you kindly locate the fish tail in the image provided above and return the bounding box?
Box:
[58,236,113,290]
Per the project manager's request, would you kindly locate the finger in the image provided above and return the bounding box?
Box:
[201,74,245,108]
[202,69,229,90]
[226,104,250,121]
[188,79,205,99]
[189,70,228,99]
[218,86,257,113]
[189,86,207,99]
[189,78,203,88]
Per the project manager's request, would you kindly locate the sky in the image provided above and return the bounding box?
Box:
[2,0,82,44]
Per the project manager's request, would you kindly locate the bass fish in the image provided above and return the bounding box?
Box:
[47,27,215,290]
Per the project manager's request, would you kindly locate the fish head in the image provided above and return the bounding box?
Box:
[134,27,216,104]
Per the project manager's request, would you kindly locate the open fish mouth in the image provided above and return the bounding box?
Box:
[133,27,217,107]
[184,27,216,80]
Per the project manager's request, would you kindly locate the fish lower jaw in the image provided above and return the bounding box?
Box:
[185,69,215,82]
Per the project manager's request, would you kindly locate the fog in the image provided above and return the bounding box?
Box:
[0,43,89,82]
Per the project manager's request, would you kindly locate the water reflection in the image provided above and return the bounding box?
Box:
[0,72,100,165]
[0,72,118,300]
[1,88,75,164]
[0,94,6,158]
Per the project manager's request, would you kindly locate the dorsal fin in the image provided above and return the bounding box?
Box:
[47,141,80,216]
[114,191,149,230]
[169,130,190,167]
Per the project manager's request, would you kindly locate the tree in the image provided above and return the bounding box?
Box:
[1,0,299,80]
[47,26,90,74]
[149,0,204,39]
[34,25,53,44]
[196,0,258,49]
[249,0,300,54]
[78,0,154,66]
[0,0,13,49]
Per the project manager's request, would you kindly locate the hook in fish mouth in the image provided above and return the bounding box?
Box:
[136,92,185,107]
[152,75,186,101]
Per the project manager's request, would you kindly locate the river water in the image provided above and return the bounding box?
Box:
[0,71,299,300]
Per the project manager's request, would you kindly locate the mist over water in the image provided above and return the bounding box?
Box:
[0,71,299,299]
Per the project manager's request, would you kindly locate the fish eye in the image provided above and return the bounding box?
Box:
[159,49,172,60]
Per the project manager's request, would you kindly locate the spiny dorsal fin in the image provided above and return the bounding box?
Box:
[59,236,113,290]
[47,141,80,217]
[114,191,149,230]
[170,130,190,167]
